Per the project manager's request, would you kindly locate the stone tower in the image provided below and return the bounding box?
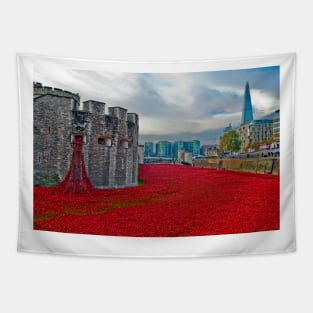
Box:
[33,82,139,189]
[33,83,79,186]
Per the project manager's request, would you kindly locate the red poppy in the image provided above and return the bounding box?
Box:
[34,164,279,237]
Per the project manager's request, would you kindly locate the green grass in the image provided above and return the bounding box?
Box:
[34,195,163,221]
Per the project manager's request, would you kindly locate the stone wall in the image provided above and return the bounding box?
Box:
[33,94,73,185]
[127,113,139,185]
[193,157,280,175]
[84,100,109,187]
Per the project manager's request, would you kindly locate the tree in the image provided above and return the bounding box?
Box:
[219,130,241,153]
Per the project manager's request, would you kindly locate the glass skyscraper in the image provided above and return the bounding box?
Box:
[144,142,154,156]
[156,141,172,157]
[191,140,200,156]
[241,81,254,125]
[172,141,185,159]
[172,140,200,158]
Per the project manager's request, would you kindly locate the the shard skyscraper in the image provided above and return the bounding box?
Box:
[241,82,254,125]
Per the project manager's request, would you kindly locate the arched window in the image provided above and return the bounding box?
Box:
[122,141,128,149]
[98,138,105,145]
[98,136,112,147]
[71,134,86,144]
[119,138,129,149]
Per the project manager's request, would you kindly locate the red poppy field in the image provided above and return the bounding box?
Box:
[34,164,280,237]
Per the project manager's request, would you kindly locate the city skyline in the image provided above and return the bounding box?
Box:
[34,63,279,145]
[144,139,201,158]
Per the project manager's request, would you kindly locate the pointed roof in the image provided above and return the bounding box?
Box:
[241,82,254,125]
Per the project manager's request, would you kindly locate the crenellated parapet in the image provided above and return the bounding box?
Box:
[33,82,80,103]
[127,113,139,125]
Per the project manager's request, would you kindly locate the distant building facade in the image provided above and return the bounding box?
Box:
[144,142,154,156]
[156,141,172,157]
[201,144,221,157]
[172,141,185,159]
[177,149,193,164]
[236,82,278,152]
[238,120,273,151]
[172,140,200,158]
[191,140,201,156]
[273,110,280,142]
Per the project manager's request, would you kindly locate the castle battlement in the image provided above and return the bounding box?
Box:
[127,113,139,124]
[33,82,80,102]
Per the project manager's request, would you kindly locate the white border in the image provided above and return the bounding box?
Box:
[17,53,296,258]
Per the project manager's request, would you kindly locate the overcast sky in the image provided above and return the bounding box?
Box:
[34,65,279,145]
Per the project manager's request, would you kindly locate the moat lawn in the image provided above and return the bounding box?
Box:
[34,164,279,237]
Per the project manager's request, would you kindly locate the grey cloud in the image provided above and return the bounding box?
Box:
[193,66,280,99]
[35,64,279,146]
[189,85,243,118]
[124,74,170,116]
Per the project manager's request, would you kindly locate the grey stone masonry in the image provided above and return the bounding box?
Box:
[33,82,139,188]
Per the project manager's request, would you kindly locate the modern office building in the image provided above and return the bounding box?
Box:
[191,140,201,156]
[238,120,273,151]
[144,142,154,156]
[172,140,200,158]
[272,110,280,142]
[237,82,277,152]
[156,141,172,158]
[241,82,254,125]
[172,141,185,159]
